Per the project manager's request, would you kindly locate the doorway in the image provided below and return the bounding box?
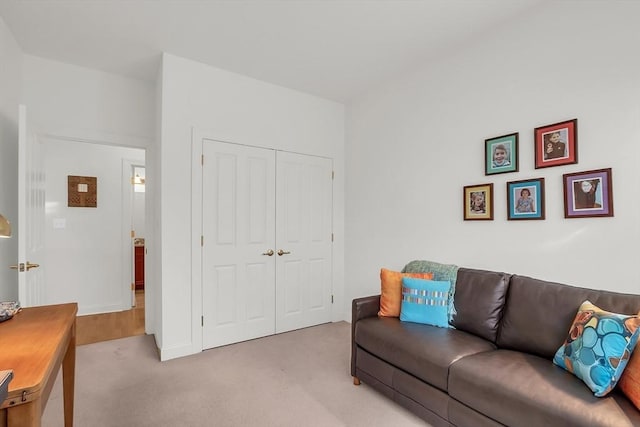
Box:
[41,136,146,337]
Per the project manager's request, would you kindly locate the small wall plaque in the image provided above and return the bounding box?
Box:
[68,176,97,207]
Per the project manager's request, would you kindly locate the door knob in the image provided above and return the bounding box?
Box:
[277,249,291,256]
[9,262,40,272]
[262,249,275,256]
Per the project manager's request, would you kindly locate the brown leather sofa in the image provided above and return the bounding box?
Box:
[351,267,640,427]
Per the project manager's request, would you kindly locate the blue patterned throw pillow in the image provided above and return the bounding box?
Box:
[553,300,640,397]
[399,277,450,328]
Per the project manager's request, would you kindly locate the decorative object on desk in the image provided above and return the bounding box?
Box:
[463,183,494,220]
[0,301,21,322]
[0,213,11,237]
[507,178,545,220]
[0,370,13,404]
[563,168,613,218]
[68,175,97,207]
[534,118,577,168]
[485,132,518,175]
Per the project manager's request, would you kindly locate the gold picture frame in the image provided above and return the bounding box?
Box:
[463,183,494,220]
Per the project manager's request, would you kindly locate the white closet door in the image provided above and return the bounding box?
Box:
[275,151,333,333]
[202,140,276,349]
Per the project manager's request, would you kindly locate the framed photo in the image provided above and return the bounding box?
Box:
[485,132,518,175]
[563,168,613,218]
[507,178,545,220]
[463,183,494,220]
[534,118,577,168]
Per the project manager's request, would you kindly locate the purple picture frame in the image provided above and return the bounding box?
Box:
[563,168,613,218]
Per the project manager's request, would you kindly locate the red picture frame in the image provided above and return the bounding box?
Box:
[534,119,577,169]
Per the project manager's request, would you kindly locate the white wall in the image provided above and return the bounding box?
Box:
[345,1,640,314]
[160,53,345,360]
[44,139,144,314]
[0,17,22,301]
[22,55,155,144]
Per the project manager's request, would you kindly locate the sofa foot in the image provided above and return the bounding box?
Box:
[353,377,361,386]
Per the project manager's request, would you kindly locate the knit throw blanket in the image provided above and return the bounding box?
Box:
[402,259,459,325]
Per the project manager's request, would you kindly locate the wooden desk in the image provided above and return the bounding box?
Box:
[0,303,77,427]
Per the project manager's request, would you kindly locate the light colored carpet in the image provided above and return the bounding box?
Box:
[42,321,427,426]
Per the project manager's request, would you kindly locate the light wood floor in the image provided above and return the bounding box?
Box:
[76,290,145,346]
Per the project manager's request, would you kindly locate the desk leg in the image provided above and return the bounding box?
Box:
[62,321,76,427]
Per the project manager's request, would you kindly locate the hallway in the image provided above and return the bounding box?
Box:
[76,290,145,345]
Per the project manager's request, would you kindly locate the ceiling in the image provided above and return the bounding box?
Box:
[0,0,545,103]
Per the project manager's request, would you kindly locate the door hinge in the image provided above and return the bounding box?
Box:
[201,235,204,246]
[201,154,204,166]
[331,171,334,180]
[131,230,135,238]
[331,295,334,304]
[201,316,204,327]
[331,233,334,242]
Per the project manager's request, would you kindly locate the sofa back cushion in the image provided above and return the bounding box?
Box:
[497,275,640,359]
[451,268,511,343]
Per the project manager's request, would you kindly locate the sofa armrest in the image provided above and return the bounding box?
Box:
[352,295,381,323]
[351,295,380,377]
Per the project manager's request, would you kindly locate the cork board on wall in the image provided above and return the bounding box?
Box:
[68,176,97,207]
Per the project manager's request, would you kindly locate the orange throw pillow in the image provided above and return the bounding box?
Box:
[619,314,640,410]
[378,268,433,317]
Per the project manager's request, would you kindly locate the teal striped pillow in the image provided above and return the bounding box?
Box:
[399,277,451,328]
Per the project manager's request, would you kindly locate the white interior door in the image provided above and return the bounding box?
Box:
[275,152,333,333]
[17,104,45,307]
[201,140,276,349]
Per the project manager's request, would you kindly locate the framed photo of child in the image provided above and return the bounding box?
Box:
[463,183,494,220]
[507,178,545,220]
[563,168,613,218]
[485,132,518,175]
[534,119,578,168]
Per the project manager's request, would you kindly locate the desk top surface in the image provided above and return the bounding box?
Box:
[0,303,77,396]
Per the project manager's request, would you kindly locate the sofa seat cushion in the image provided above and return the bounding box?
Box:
[448,349,640,427]
[355,316,496,392]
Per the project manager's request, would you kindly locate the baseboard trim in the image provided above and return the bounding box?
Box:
[159,342,199,361]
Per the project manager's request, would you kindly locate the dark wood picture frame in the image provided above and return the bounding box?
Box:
[534,118,578,169]
[68,175,97,208]
[485,132,518,175]
[507,178,545,220]
[463,183,494,221]
[563,168,613,218]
